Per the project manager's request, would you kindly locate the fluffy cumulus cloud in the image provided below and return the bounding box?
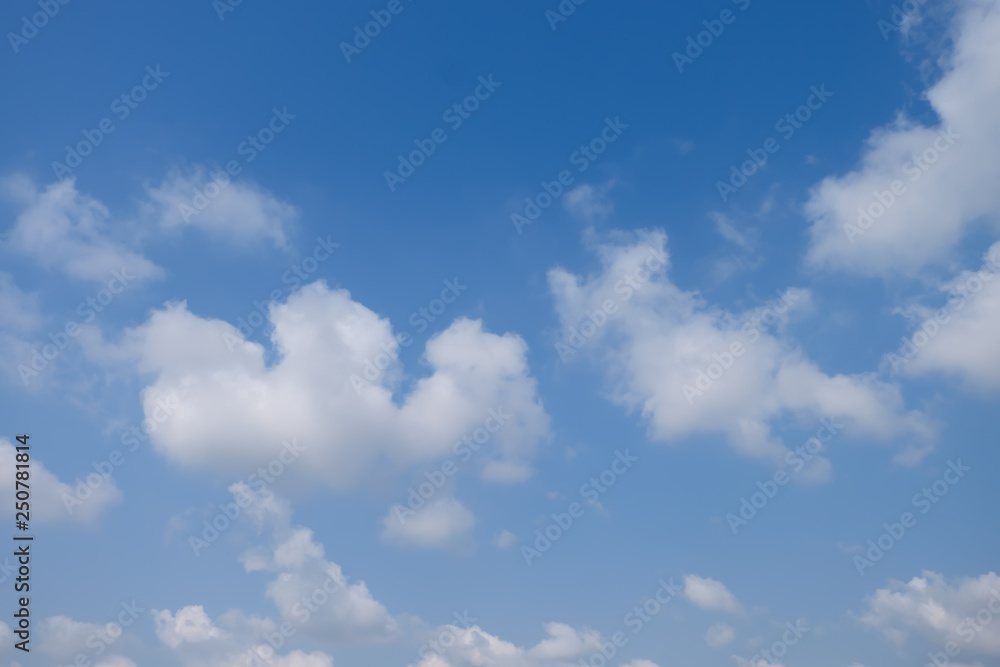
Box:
[235,484,400,644]
[409,621,657,667]
[0,175,161,282]
[0,438,121,524]
[381,496,476,551]
[887,242,1000,392]
[859,571,1000,657]
[107,281,550,488]
[39,615,107,658]
[143,165,296,248]
[38,609,142,662]
[683,575,744,615]
[549,229,933,469]
[804,0,1000,276]
[153,605,224,648]
[155,487,391,666]
[150,604,337,667]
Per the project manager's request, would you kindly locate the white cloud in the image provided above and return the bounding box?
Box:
[493,529,517,549]
[39,615,104,658]
[38,614,137,662]
[888,242,1000,392]
[262,651,335,667]
[143,165,296,248]
[0,273,41,383]
[0,273,41,335]
[563,182,616,223]
[859,571,1000,656]
[684,575,744,615]
[151,488,392,666]
[707,622,737,647]
[408,622,652,667]
[710,212,763,281]
[153,605,224,648]
[713,212,756,252]
[0,438,121,524]
[548,229,933,468]
[528,622,602,660]
[94,657,138,667]
[804,0,1000,276]
[106,281,550,488]
[151,606,334,667]
[732,659,785,667]
[381,497,476,551]
[1,176,161,282]
[235,484,400,644]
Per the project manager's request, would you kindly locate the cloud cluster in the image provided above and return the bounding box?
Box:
[891,242,1000,392]
[236,484,400,644]
[860,571,1000,656]
[409,621,659,667]
[109,281,550,489]
[805,0,1000,276]
[1,176,161,282]
[549,229,933,467]
[143,165,296,248]
[0,438,121,524]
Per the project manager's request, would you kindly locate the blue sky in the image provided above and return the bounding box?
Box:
[1,0,999,666]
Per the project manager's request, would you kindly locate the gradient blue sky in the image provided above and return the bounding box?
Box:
[1,1,999,666]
